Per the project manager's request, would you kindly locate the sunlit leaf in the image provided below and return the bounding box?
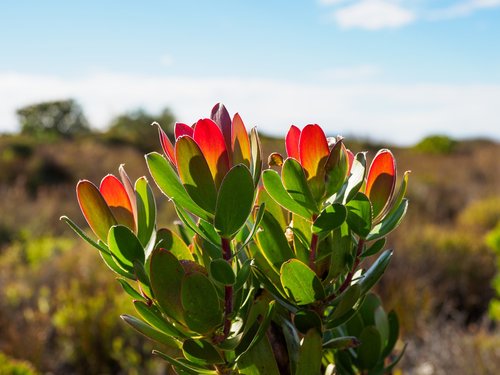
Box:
[193,118,230,188]
[285,125,301,160]
[299,124,329,200]
[366,149,396,218]
[232,113,251,168]
[262,169,313,219]
[100,174,135,231]
[107,225,145,272]
[135,177,156,250]
[282,158,318,213]
[280,259,325,305]
[76,180,117,241]
[175,136,217,213]
[145,152,213,221]
[156,228,194,261]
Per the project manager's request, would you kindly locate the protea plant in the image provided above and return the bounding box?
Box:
[62,104,409,374]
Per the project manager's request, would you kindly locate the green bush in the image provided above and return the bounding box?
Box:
[414,135,457,154]
[0,352,38,375]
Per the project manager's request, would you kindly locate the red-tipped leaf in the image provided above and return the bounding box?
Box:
[100,175,136,231]
[174,122,194,139]
[118,164,137,223]
[285,125,301,160]
[210,103,232,151]
[77,180,117,241]
[231,113,251,167]
[193,118,230,188]
[365,149,396,218]
[299,124,329,200]
[158,125,176,165]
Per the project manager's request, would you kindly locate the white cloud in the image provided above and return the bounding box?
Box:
[428,0,500,20]
[318,0,349,5]
[321,1,500,29]
[332,0,416,30]
[0,71,499,145]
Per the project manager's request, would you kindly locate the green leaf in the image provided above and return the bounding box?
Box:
[375,306,389,350]
[99,244,135,279]
[346,192,372,238]
[296,329,322,375]
[235,301,276,361]
[262,169,313,219]
[174,205,220,249]
[152,350,218,375]
[182,339,224,365]
[133,300,185,339]
[135,177,157,250]
[358,326,382,370]
[257,186,287,228]
[237,335,280,375]
[359,250,393,295]
[181,272,222,334]
[214,164,255,238]
[294,309,322,334]
[341,152,367,204]
[282,158,318,213]
[156,228,194,261]
[385,343,407,372]
[175,136,218,213]
[362,238,386,258]
[150,248,185,323]
[60,215,110,254]
[280,259,325,305]
[366,199,408,241]
[76,180,117,241]
[116,278,144,301]
[121,314,179,349]
[145,152,212,221]
[108,225,145,273]
[255,211,294,272]
[250,127,263,187]
[209,259,235,285]
[360,293,382,326]
[237,202,266,252]
[324,140,349,198]
[382,310,400,357]
[330,284,361,322]
[379,170,410,221]
[312,203,347,235]
[323,336,360,350]
[326,222,351,282]
[234,259,252,292]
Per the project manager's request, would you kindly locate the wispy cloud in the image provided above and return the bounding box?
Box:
[1,71,499,145]
[428,0,500,20]
[332,0,415,30]
[320,0,500,30]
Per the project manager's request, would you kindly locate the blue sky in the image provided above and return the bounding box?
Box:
[1,0,499,144]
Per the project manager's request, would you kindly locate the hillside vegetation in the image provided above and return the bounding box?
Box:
[0,132,499,374]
